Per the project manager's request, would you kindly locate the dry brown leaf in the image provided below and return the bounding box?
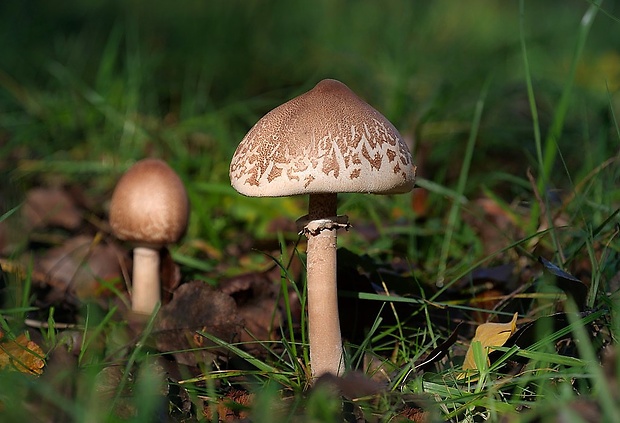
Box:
[219,268,301,356]
[463,312,518,371]
[395,405,431,423]
[0,331,45,375]
[470,289,505,324]
[22,187,82,230]
[411,187,430,218]
[203,388,253,421]
[154,281,243,367]
[315,371,386,400]
[35,234,125,299]
[160,247,182,304]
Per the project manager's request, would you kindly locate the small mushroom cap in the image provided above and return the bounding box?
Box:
[230,79,416,197]
[109,159,189,246]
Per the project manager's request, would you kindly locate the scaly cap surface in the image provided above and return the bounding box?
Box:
[230,79,416,197]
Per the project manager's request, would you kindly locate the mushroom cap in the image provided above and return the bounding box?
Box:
[109,159,189,246]
[230,79,415,197]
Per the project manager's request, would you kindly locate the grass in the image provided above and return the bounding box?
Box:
[1,0,620,421]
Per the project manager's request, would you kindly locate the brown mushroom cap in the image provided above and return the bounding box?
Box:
[109,159,189,246]
[230,79,416,197]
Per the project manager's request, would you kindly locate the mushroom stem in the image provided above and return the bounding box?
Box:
[131,246,161,315]
[306,193,344,379]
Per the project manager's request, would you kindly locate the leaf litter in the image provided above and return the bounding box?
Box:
[0,330,45,375]
[0,169,616,421]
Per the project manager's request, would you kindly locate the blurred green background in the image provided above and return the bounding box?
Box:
[1,0,619,256]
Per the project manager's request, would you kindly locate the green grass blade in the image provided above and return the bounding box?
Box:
[565,300,620,422]
[436,76,492,287]
[198,331,294,386]
[539,0,602,187]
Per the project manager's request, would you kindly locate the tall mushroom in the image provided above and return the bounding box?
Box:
[109,158,189,315]
[229,79,416,379]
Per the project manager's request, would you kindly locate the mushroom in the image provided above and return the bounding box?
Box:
[229,79,416,379]
[109,158,189,315]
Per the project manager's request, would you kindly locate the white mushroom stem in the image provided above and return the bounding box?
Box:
[305,193,345,379]
[131,246,161,315]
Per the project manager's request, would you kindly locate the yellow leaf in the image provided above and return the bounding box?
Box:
[0,331,45,375]
[463,312,518,371]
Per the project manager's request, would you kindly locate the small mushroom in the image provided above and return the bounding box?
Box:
[109,158,189,315]
[229,79,415,379]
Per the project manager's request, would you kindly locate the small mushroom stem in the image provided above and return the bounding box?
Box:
[306,193,344,379]
[131,246,161,315]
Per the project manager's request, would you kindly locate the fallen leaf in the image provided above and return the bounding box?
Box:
[160,247,182,304]
[203,388,253,421]
[154,281,243,367]
[488,310,604,364]
[463,312,518,371]
[470,289,505,324]
[395,405,432,423]
[35,234,126,300]
[0,331,45,375]
[411,187,430,217]
[219,267,301,357]
[314,371,386,400]
[22,187,82,230]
